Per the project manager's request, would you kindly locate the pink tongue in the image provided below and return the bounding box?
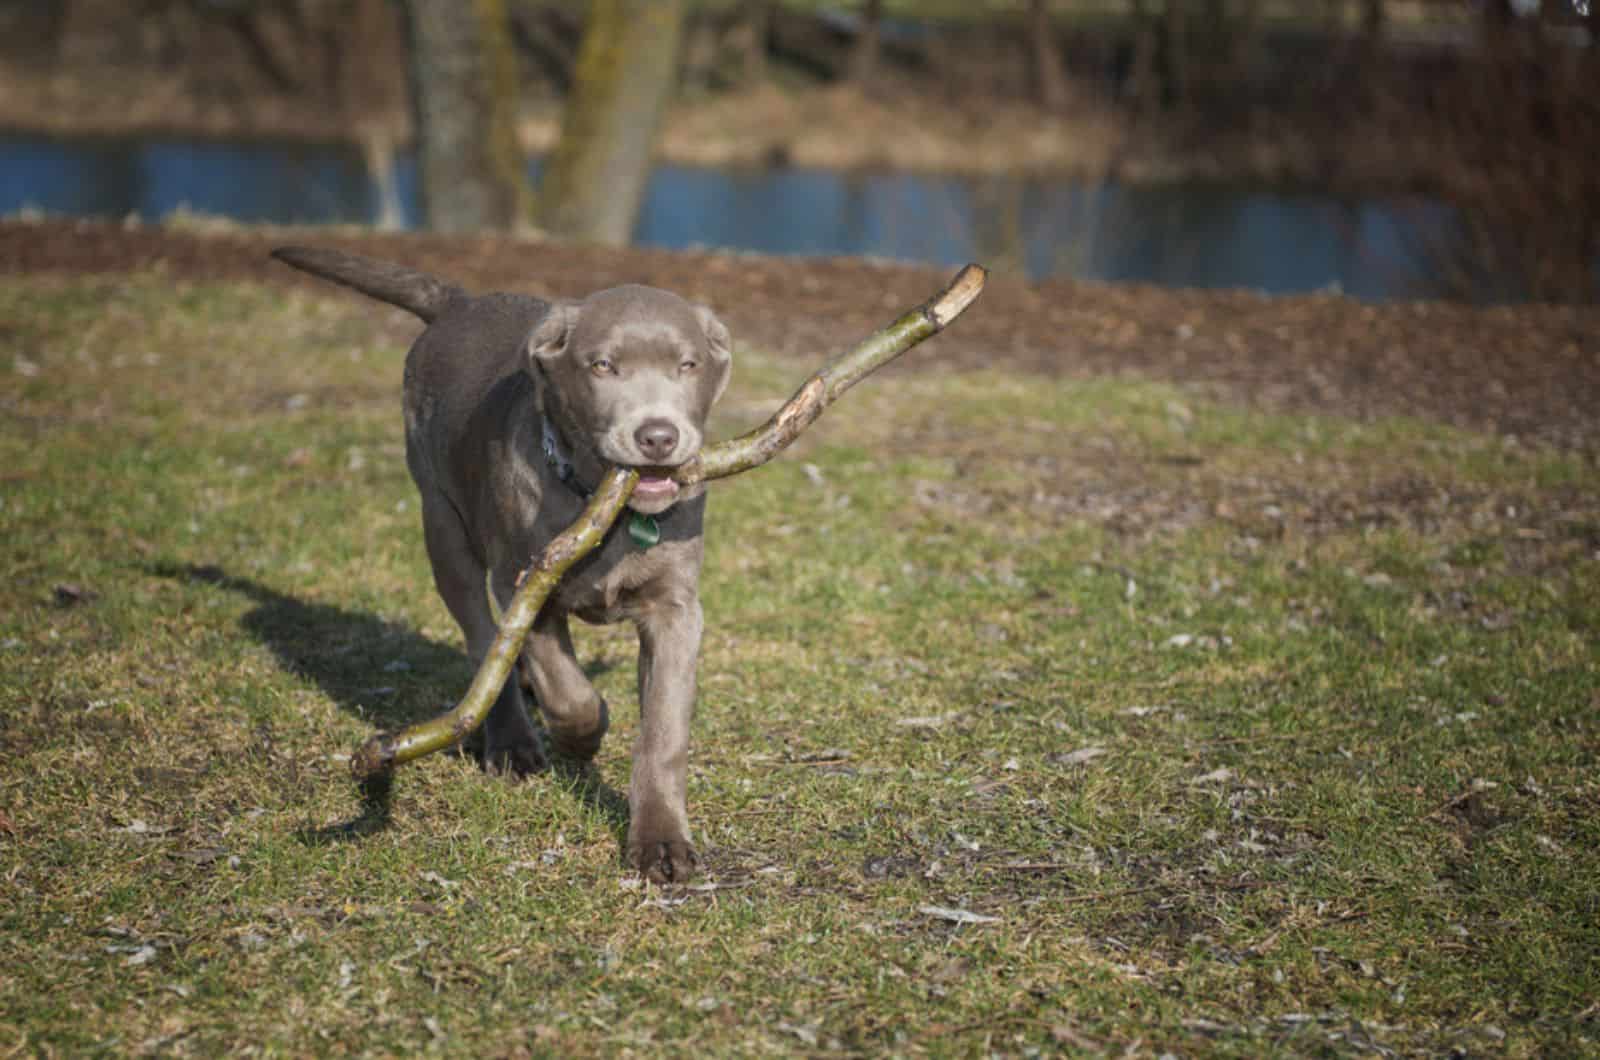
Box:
[633,475,679,499]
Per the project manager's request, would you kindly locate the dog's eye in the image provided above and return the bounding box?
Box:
[590,359,615,377]
[678,359,698,374]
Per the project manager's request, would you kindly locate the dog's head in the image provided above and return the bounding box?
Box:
[529,285,731,514]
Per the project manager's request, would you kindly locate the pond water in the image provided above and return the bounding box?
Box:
[0,133,1456,301]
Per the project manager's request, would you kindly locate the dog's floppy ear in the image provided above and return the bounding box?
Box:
[695,304,733,403]
[695,304,731,363]
[528,302,577,366]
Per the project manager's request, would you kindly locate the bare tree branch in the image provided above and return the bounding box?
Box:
[351,467,638,779]
[671,263,986,486]
[350,263,987,781]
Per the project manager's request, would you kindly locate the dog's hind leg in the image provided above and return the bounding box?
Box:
[418,492,545,777]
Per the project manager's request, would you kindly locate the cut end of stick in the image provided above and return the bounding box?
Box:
[351,735,395,781]
[927,264,987,330]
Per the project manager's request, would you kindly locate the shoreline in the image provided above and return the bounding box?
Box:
[0,68,1418,193]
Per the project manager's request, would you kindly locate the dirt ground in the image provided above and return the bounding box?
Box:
[3,217,1597,456]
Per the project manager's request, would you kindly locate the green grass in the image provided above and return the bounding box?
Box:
[2,272,1596,1056]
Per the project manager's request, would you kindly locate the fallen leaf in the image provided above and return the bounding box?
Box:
[1051,747,1108,766]
[124,944,159,967]
[919,905,1001,925]
[1120,705,1167,717]
[793,748,850,763]
[1051,1023,1102,1049]
[778,1022,820,1047]
[862,855,919,879]
[116,818,172,835]
[895,713,961,729]
[640,895,690,910]
[171,847,229,865]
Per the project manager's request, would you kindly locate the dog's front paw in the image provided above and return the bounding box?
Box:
[541,693,611,763]
[630,836,698,884]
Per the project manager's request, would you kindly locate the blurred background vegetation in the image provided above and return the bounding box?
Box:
[0,0,1595,301]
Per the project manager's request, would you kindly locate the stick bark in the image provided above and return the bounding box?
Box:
[351,263,986,781]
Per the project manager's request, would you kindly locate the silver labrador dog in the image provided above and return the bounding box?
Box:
[273,246,730,882]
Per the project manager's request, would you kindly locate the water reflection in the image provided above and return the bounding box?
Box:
[0,134,1449,301]
[0,135,406,226]
[638,166,1447,301]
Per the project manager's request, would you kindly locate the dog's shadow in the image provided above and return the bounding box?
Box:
[153,563,629,843]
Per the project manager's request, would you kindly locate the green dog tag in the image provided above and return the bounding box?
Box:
[627,512,661,549]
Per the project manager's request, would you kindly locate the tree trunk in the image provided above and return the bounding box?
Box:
[849,0,884,87]
[336,0,407,123]
[1028,0,1069,110]
[1481,0,1515,50]
[213,0,308,93]
[1126,0,1159,112]
[404,0,529,233]
[5,0,70,64]
[1160,0,1189,109]
[508,5,580,92]
[1204,0,1228,50]
[680,13,720,92]
[1483,0,1516,30]
[363,131,406,231]
[536,0,685,245]
[1233,0,1261,85]
[736,0,771,84]
[1362,0,1385,43]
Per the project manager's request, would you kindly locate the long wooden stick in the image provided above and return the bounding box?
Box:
[351,263,987,781]
[350,468,639,780]
[673,263,987,485]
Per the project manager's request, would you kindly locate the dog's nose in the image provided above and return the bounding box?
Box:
[634,419,680,462]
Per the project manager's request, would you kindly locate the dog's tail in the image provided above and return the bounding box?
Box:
[271,246,465,323]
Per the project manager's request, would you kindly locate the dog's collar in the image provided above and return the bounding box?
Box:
[541,418,661,549]
[541,418,586,497]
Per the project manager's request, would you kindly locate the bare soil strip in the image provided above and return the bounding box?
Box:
[3,218,1596,453]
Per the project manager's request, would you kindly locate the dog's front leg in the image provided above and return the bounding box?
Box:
[628,595,702,883]
[523,608,610,760]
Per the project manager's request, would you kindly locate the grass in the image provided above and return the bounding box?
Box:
[1,271,1596,1057]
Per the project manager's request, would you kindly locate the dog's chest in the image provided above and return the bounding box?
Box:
[553,534,694,625]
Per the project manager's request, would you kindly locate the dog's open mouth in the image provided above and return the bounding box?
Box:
[630,469,681,505]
